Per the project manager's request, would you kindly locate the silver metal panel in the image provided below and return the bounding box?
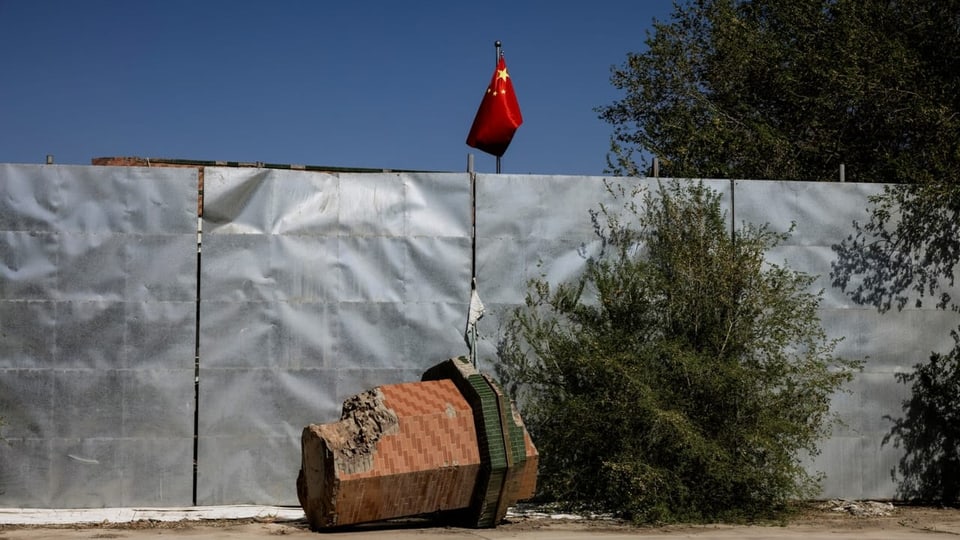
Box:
[475,174,957,502]
[201,300,338,369]
[402,301,471,362]
[805,436,864,499]
[125,301,197,370]
[858,371,914,437]
[56,166,196,234]
[269,302,339,369]
[725,179,960,500]
[118,438,195,505]
[406,173,472,238]
[51,369,124,438]
[859,435,903,499]
[333,301,411,368]
[0,369,54,439]
[765,245,846,308]
[476,174,615,314]
[0,300,57,368]
[406,236,472,302]
[811,372,915,499]
[200,234,280,302]
[199,368,336,439]
[338,236,407,303]
[732,180,887,246]
[0,438,54,507]
[473,301,522,375]
[196,368,337,505]
[197,434,297,505]
[821,371,910,441]
[57,234,127,301]
[271,235,340,302]
[824,308,957,371]
[0,164,197,507]
[203,168,340,236]
[476,175,739,242]
[1,372,194,507]
[54,301,127,369]
[478,174,616,240]
[473,175,732,367]
[125,235,198,302]
[0,231,58,300]
[201,234,340,303]
[51,239,196,369]
[475,235,526,304]
[0,164,61,232]
[120,167,200,234]
[198,168,472,505]
[203,169,274,234]
[336,173,406,236]
[120,369,195,437]
[48,438,124,507]
[476,176,731,298]
[738,181,884,311]
[740,180,960,311]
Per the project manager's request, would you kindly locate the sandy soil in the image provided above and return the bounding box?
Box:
[1,504,959,539]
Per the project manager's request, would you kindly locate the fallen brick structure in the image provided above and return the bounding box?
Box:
[297,357,538,529]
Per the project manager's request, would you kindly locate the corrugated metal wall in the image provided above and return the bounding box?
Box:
[196,168,472,504]
[0,164,197,507]
[1,164,955,507]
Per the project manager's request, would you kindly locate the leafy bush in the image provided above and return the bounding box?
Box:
[497,180,860,523]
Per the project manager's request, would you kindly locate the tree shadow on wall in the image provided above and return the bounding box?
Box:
[881,332,960,506]
[831,183,960,506]
[830,184,960,314]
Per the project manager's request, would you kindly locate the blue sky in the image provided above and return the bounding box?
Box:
[0,1,674,175]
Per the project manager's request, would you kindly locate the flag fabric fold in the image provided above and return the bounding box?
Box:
[466,56,523,157]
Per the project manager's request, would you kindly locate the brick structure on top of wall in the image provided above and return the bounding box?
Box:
[91,156,426,218]
[297,357,538,530]
[92,156,207,216]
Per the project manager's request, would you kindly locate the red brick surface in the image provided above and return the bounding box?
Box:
[299,380,482,528]
[298,361,538,530]
[353,382,480,476]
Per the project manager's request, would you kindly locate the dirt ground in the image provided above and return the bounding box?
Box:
[2,504,959,539]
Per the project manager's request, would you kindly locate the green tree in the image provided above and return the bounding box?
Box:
[497,180,860,523]
[598,0,960,183]
[595,0,960,507]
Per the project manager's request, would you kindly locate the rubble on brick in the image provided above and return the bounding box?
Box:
[297,357,538,530]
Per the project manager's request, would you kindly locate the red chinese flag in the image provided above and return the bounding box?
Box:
[466,56,523,157]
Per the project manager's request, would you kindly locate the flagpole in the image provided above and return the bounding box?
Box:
[468,153,479,366]
[495,40,502,175]
[468,153,476,284]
